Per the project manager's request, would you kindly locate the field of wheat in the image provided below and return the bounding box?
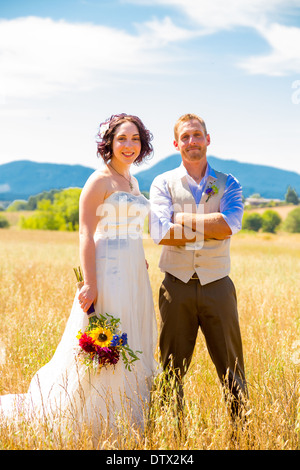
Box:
[0,228,299,450]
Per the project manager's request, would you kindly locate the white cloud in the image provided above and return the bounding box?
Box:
[135,16,197,44]
[0,16,189,100]
[1,2,299,104]
[127,0,300,75]
[127,0,300,31]
[0,184,10,193]
[239,23,300,75]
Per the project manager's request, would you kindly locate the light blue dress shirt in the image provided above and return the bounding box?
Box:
[149,162,244,244]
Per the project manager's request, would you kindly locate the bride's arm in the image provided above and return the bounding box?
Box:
[78,174,105,312]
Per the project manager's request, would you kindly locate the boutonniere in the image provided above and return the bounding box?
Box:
[205,182,219,202]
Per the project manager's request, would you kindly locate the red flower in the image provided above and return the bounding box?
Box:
[79,333,96,353]
[96,346,120,367]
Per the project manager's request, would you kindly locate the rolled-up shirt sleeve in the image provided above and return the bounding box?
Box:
[149,174,174,244]
[220,174,244,234]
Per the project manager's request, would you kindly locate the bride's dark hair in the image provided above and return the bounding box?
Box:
[96,113,153,165]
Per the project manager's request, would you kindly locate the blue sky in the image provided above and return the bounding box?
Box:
[0,0,300,176]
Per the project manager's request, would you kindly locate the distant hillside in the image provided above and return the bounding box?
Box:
[136,154,300,199]
[0,157,299,202]
[0,160,94,201]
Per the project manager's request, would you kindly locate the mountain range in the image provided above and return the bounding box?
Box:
[0,157,299,202]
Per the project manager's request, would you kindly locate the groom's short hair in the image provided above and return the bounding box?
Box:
[174,113,208,140]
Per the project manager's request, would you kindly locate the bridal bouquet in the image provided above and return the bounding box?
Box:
[74,267,141,371]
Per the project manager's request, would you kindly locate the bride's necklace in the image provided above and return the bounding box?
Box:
[109,162,133,191]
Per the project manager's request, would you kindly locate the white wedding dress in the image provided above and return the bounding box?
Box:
[0,192,158,437]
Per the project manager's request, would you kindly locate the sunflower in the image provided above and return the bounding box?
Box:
[89,326,113,348]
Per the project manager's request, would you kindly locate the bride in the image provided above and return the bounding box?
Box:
[0,114,158,438]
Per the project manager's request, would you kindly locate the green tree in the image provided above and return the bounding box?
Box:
[0,214,10,228]
[20,199,66,230]
[6,200,28,211]
[283,207,300,233]
[52,188,80,230]
[19,188,81,231]
[285,186,299,205]
[26,189,61,210]
[261,210,282,233]
[242,212,263,231]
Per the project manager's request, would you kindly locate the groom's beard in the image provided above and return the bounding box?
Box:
[184,146,207,162]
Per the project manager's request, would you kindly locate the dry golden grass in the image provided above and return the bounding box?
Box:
[0,228,300,450]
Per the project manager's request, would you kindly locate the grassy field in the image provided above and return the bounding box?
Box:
[0,228,299,450]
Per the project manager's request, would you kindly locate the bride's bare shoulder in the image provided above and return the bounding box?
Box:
[80,167,112,204]
[83,166,111,189]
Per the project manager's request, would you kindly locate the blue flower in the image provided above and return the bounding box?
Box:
[121,333,128,346]
[110,334,120,347]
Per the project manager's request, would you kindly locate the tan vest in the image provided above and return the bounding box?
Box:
[159,168,231,285]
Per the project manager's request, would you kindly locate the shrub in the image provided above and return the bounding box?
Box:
[283,207,300,233]
[261,210,282,233]
[0,215,10,228]
[242,212,263,231]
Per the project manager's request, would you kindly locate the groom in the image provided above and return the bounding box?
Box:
[150,113,247,420]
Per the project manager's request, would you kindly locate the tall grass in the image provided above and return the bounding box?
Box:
[0,229,299,449]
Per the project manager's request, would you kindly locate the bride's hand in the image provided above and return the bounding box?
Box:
[78,284,98,312]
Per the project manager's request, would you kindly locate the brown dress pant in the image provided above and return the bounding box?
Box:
[159,272,247,418]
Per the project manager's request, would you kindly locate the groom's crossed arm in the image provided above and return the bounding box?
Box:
[149,176,242,246]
